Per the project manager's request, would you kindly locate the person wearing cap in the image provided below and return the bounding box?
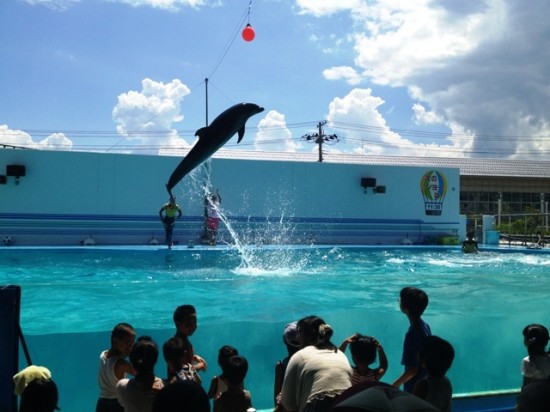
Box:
[159,197,182,249]
[13,365,52,396]
[13,366,60,412]
[274,322,301,411]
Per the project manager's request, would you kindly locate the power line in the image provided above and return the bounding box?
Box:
[4,118,550,157]
[206,4,250,80]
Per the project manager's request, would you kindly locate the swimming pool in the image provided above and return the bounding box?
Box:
[1,245,548,411]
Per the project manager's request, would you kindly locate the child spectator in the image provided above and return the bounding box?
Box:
[116,336,165,412]
[19,377,60,412]
[392,286,432,393]
[413,335,455,412]
[517,377,550,412]
[173,304,207,373]
[339,333,388,384]
[96,323,136,412]
[214,355,252,412]
[274,322,300,411]
[163,337,201,384]
[520,324,550,386]
[152,380,211,412]
[208,345,239,402]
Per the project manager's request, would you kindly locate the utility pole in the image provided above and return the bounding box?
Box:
[301,121,339,162]
[205,77,209,126]
[315,121,325,163]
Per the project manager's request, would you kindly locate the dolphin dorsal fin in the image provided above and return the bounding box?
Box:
[237,126,245,143]
[195,127,209,138]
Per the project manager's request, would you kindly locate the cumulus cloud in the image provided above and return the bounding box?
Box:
[412,103,443,126]
[38,133,73,150]
[0,126,35,148]
[306,0,550,159]
[323,66,362,85]
[327,88,405,155]
[326,89,468,157]
[112,78,191,153]
[0,125,73,151]
[255,111,302,152]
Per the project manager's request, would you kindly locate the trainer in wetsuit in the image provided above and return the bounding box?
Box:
[159,197,182,249]
[462,231,478,254]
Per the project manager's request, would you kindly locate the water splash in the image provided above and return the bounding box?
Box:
[175,160,304,271]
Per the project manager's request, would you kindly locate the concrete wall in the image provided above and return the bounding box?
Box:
[0,148,462,245]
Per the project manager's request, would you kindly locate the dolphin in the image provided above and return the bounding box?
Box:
[166,102,264,198]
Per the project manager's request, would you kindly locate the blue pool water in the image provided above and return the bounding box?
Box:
[1,245,549,411]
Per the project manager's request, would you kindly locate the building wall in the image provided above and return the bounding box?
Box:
[0,148,462,245]
[460,176,550,215]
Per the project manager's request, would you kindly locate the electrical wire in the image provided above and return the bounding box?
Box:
[4,118,550,156]
[98,1,253,152]
[206,2,251,80]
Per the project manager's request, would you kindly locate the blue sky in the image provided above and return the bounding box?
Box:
[1,0,549,159]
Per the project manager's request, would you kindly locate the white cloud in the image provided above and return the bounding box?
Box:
[112,0,209,11]
[22,0,211,11]
[0,125,36,148]
[255,111,302,152]
[326,88,470,157]
[295,0,363,17]
[21,0,80,11]
[112,78,191,153]
[323,66,362,85]
[38,133,73,150]
[0,125,73,150]
[327,88,402,155]
[412,103,443,126]
[301,0,550,158]
[350,1,494,86]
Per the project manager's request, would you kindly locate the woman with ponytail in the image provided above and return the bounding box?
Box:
[280,315,352,412]
[521,323,550,386]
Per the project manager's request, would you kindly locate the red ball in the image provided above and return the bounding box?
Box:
[242,24,255,42]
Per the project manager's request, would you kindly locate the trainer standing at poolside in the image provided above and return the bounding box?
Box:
[159,197,182,249]
[206,189,222,246]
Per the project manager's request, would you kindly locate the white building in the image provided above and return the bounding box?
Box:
[0,147,462,246]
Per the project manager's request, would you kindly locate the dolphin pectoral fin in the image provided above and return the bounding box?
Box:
[195,127,208,138]
[237,126,245,143]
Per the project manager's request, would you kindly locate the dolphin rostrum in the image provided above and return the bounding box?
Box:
[166,102,264,198]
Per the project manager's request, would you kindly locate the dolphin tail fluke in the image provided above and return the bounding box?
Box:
[166,184,174,201]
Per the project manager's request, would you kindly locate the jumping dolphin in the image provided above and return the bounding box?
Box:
[166,102,264,198]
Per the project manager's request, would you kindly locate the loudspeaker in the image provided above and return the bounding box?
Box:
[374,185,386,194]
[6,165,26,177]
[0,175,6,184]
[361,177,376,188]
